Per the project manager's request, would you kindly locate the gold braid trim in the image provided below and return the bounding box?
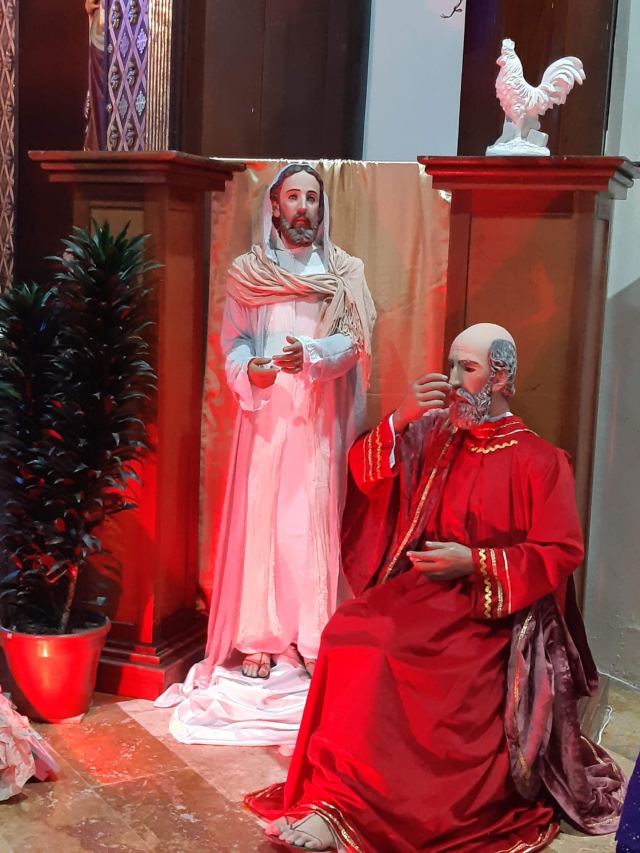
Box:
[366,430,373,481]
[484,427,537,440]
[489,548,503,617]
[244,782,283,805]
[467,439,518,454]
[379,434,455,585]
[496,825,558,853]
[502,548,512,614]
[375,423,382,480]
[478,548,492,618]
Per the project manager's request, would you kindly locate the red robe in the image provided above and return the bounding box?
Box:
[246,412,623,852]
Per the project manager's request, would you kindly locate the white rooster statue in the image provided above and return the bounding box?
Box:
[486,38,586,156]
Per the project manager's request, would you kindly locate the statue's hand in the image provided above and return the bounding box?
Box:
[271,336,303,374]
[248,357,278,389]
[392,373,450,433]
[407,541,473,580]
[85,0,100,17]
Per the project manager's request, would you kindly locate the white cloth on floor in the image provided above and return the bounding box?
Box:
[155,655,309,747]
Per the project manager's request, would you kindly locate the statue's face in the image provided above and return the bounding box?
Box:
[272,172,322,248]
[447,335,494,429]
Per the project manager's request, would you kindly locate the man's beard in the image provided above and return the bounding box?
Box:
[279,214,320,247]
[449,380,493,429]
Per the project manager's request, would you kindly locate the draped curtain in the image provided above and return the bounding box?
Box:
[200,160,451,599]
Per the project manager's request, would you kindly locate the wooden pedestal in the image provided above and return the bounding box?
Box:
[419,156,640,601]
[30,151,244,698]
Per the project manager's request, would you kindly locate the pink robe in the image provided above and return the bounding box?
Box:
[219,292,362,659]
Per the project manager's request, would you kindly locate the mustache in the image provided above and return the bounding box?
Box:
[450,388,475,404]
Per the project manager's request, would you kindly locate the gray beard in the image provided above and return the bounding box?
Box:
[449,380,493,429]
[279,216,319,247]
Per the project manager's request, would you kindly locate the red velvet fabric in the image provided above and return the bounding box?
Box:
[245,413,621,851]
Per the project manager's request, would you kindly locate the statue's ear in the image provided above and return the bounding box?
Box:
[491,367,508,394]
[271,197,280,220]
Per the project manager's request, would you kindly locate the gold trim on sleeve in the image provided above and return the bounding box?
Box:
[489,548,503,617]
[478,548,492,618]
[375,423,382,480]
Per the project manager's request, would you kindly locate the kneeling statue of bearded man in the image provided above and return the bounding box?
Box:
[245,323,624,852]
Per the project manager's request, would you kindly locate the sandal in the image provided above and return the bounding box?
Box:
[242,652,272,679]
[266,815,336,851]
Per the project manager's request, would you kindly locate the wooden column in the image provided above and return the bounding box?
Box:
[30,151,244,699]
[419,155,639,602]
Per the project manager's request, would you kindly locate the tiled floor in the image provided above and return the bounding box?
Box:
[0,681,637,852]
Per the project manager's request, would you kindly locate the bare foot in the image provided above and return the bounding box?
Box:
[241,652,271,678]
[267,814,336,850]
[303,657,316,677]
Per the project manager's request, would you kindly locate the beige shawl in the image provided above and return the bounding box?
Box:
[226,243,376,364]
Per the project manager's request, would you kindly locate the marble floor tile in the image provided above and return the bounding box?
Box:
[96,767,273,853]
[549,828,616,852]
[0,787,151,852]
[121,699,289,803]
[601,680,640,763]
[35,701,186,788]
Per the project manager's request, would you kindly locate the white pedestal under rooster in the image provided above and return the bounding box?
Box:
[486,38,586,156]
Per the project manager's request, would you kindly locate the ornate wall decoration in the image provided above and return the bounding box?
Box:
[106,0,173,151]
[0,0,16,290]
[106,0,149,150]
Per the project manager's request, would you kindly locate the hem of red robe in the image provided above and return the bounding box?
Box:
[244,783,561,853]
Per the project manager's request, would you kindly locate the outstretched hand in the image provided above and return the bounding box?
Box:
[393,373,450,433]
[407,541,473,581]
[271,336,303,374]
[248,357,278,389]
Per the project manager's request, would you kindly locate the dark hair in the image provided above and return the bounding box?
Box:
[488,338,517,398]
[270,164,325,225]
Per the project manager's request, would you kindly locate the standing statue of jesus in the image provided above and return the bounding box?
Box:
[206,164,376,679]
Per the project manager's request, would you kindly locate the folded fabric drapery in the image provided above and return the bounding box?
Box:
[0,690,59,800]
[506,593,625,834]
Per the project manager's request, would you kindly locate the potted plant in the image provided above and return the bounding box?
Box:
[0,222,157,722]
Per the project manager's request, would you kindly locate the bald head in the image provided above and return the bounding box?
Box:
[448,323,517,428]
[450,323,517,400]
[450,323,515,353]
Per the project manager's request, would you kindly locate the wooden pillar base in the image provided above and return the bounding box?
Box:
[97,618,207,700]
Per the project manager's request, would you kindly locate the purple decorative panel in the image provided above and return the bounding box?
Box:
[106,0,148,151]
[0,0,16,289]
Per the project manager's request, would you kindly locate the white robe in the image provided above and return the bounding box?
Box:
[221,245,362,659]
[155,239,369,747]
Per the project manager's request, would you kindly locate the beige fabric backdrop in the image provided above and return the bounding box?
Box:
[200,160,450,600]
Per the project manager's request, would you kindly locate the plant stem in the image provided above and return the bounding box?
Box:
[59,564,78,633]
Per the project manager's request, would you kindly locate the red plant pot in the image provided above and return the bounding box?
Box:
[0,615,110,723]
